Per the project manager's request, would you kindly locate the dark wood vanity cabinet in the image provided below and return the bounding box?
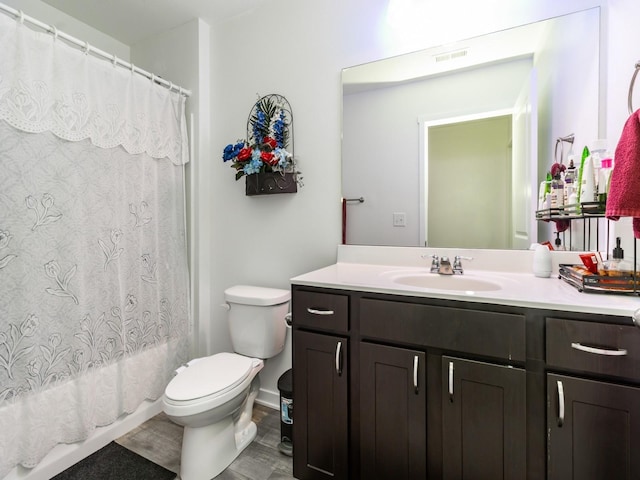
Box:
[442,356,526,480]
[291,285,638,480]
[359,342,427,479]
[292,290,350,480]
[546,318,640,480]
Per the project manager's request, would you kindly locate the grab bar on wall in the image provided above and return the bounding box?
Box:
[628,60,640,114]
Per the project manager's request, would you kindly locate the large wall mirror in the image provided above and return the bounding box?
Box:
[342,7,601,249]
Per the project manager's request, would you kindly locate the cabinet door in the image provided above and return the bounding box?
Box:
[360,342,427,480]
[442,356,526,480]
[293,330,349,480]
[547,373,640,480]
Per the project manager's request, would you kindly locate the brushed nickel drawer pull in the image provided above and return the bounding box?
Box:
[557,380,565,427]
[570,342,628,356]
[335,341,342,376]
[413,355,419,394]
[448,361,454,402]
[307,307,335,316]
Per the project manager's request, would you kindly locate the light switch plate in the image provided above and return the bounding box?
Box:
[393,212,406,227]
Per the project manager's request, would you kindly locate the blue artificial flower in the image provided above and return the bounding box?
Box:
[222,144,235,162]
[273,110,286,148]
[253,111,268,144]
[274,148,291,168]
[222,141,245,162]
[243,155,263,175]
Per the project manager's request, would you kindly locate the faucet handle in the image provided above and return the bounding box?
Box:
[422,253,440,272]
[453,255,473,274]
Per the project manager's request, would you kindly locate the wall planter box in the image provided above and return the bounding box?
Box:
[245,172,297,196]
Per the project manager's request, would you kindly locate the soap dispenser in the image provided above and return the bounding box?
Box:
[607,237,624,273]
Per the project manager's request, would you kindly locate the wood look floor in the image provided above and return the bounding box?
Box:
[116,404,294,479]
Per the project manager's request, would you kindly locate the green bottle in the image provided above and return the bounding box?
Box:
[576,146,590,214]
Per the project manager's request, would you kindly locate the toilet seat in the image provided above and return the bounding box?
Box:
[165,353,258,402]
[163,353,263,416]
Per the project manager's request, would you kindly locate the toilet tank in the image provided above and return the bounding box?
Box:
[224,285,290,359]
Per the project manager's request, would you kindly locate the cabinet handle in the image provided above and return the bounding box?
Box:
[307,307,335,316]
[335,341,342,376]
[413,355,419,394]
[557,380,565,427]
[448,361,454,402]
[570,342,628,356]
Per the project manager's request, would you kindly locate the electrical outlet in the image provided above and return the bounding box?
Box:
[393,212,406,227]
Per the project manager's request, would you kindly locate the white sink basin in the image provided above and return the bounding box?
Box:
[391,274,503,292]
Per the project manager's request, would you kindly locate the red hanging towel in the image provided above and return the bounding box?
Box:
[606,109,640,238]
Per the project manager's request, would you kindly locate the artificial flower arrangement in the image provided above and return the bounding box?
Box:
[222,95,297,182]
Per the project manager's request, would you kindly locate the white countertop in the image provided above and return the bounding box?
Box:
[291,246,640,319]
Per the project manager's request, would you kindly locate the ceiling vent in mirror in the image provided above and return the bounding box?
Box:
[434,49,468,63]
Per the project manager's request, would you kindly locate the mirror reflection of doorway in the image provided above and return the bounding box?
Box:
[425,115,512,249]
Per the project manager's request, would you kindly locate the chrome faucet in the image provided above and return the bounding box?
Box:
[438,256,454,275]
[424,253,472,275]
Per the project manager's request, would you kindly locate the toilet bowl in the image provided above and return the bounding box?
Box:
[162,285,290,480]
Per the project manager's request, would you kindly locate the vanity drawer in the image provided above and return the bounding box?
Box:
[546,317,640,382]
[360,298,525,362]
[292,290,349,333]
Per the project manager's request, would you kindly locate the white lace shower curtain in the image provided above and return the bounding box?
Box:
[0,13,190,477]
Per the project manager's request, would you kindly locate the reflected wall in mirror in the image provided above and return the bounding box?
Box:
[342,7,600,249]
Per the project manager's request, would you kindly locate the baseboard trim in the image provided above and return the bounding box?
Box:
[255,387,279,411]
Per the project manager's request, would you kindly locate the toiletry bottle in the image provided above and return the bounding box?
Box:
[550,174,564,208]
[606,237,625,274]
[588,140,607,201]
[554,232,565,251]
[576,146,590,213]
[580,149,596,204]
[563,158,577,205]
[533,243,552,278]
[598,156,613,204]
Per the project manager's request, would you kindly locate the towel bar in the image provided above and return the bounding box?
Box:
[627,60,640,114]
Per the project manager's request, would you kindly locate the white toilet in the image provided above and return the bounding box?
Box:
[162,285,290,480]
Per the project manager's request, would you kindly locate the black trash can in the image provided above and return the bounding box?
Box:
[277,368,293,456]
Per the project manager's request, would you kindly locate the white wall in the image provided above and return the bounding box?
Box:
[1,0,128,59]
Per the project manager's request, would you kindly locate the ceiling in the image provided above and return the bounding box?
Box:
[42,0,269,45]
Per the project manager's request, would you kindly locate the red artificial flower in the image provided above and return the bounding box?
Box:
[550,162,566,178]
[263,136,278,149]
[237,147,252,162]
[261,151,278,166]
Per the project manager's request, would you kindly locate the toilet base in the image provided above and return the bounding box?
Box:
[178,376,261,480]
[179,416,258,480]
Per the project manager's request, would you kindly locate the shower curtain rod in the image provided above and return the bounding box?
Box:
[0,2,192,97]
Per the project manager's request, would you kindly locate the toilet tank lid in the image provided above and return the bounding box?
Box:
[224,285,291,306]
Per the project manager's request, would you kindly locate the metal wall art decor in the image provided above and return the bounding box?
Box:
[222,94,301,196]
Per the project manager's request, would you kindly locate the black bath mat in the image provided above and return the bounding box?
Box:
[52,441,175,480]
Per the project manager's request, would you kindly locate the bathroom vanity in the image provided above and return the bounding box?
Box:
[290,246,640,480]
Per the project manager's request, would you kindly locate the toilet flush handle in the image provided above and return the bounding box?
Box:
[220,302,230,311]
[285,313,292,326]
